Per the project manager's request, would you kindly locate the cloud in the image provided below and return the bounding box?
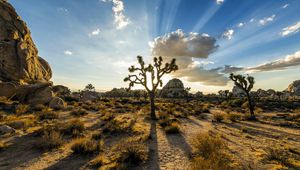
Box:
[280,22,300,37]
[282,4,289,9]
[57,7,68,14]
[221,65,244,73]
[222,29,234,40]
[64,50,73,55]
[88,28,101,37]
[112,0,130,29]
[216,0,224,5]
[151,29,218,59]
[259,15,275,26]
[247,50,300,72]
[238,22,244,27]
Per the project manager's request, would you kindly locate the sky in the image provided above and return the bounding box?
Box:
[9,0,300,93]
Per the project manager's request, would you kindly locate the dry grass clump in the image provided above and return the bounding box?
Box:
[38,108,58,120]
[226,112,241,122]
[102,114,136,134]
[91,131,103,140]
[61,119,85,137]
[263,146,298,168]
[70,108,88,117]
[99,110,114,121]
[37,130,64,150]
[190,132,233,170]
[213,112,225,122]
[15,104,30,115]
[165,122,180,134]
[71,138,103,154]
[0,141,7,151]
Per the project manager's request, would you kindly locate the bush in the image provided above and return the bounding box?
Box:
[190,133,233,170]
[264,146,291,166]
[226,113,241,122]
[213,112,224,122]
[0,141,7,151]
[91,131,103,140]
[113,140,148,167]
[71,138,102,154]
[38,109,58,120]
[242,113,257,121]
[165,122,180,134]
[70,109,88,117]
[38,130,64,150]
[61,119,85,137]
[32,104,46,111]
[15,104,29,115]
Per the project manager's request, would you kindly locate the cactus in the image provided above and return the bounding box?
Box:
[124,56,178,119]
[229,73,256,119]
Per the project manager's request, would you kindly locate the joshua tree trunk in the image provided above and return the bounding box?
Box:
[150,91,156,119]
[246,92,255,118]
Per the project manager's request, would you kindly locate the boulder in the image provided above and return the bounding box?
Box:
[81,91,100,102]
[0,1,52,84]
[49,97,66,110]
[52,85,71,97]
[0,125,15,135]
[0,82,16,99]
[232,86,246,97]
[286,80,300,96]
[160,78,186,98]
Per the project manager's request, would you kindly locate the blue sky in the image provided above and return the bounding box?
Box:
[9,0,300,93]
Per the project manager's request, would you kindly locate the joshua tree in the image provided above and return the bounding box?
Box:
[124,56,178,119]
[84,84,95,91]
[218,90,231,102]
[184,87,191,102]
[229,73,256,119]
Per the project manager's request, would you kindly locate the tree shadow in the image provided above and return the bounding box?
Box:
[166,132,193,159]
[0,134,45,169]
[144,120,160,170]
[45,153,94,170]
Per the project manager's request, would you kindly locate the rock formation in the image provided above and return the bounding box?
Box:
[232,86,246,97]
[286,80,300,96]
[160,78,186,98]
[0,1,64,107]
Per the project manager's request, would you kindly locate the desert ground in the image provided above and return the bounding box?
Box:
[1,97,300,170]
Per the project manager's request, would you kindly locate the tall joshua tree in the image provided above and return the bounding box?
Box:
[124,56,178,119]
[229,73,256,119]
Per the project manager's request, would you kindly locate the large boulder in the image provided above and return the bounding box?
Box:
[52,85,71,97]
[232,86,246,97]
[81,91,100,102]
[0,82,16,99]
[0,1,52,84]
[49,97,66,110]
[160,78,186,98]
[286,80,300,96]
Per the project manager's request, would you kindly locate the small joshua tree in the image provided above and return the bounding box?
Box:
[229,73,256,119]
[185,87,191,102]
[84,84,95,92]
[124,56,178,119]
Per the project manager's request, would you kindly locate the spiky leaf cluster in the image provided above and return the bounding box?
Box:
[229,73,255,93]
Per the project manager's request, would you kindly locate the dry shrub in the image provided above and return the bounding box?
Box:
[213,112,225,122]
[70,109,88,117]
[165,122,180,134]
[226,112,241,122]
[112,139,148,168]
[99,111,114,121]
[264,146,292,167]
[61,119,85,137]
[91,131,103,140]
[38,109,58,120]
[38,130,64,150]
[190,133,233,170]
[0,141,7,151]
[71,138,103,154]
[15,104,29,115]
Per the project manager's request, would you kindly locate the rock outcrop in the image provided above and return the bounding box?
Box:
[160,78,186,98]
[0,1,52,84]
[49,97,66,110]
[286,80,300,96]
[232,86,246,97]
[0,1,65,107]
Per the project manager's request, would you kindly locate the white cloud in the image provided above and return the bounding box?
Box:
[151,29,218,58]
[57,7,68,14]
[238,22,244,27]
[222,29,234,40]
[259,14,275,26]
[112,0,130,29]
[216,0,224,5]
[249,18,255,22]
[282,4,289,9]
[64,50,73,55]
[247,50,300,72]
[88,28,101,37]
[280,22,300,37]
